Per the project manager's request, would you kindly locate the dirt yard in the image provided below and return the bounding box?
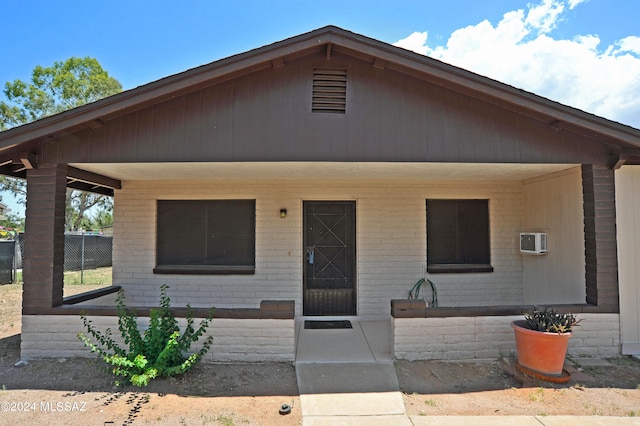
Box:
[1,282,640,425]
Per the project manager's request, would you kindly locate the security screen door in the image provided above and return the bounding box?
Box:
[303,201,356,316]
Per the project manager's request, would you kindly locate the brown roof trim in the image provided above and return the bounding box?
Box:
[1,25,639,150]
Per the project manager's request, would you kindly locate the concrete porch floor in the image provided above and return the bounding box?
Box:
[295,318,393,364]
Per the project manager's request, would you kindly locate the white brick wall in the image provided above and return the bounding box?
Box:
[21,315,295,363]
[21,312,619,362]
[113,178,525,317]
[393,313,621,361]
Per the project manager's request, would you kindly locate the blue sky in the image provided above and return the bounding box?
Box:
[1,0,640,217]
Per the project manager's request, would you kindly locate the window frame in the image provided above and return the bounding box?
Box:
[154,199,256,275]
[426,199,493,274]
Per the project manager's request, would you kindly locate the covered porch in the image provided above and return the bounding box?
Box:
[66,160,617,310]
[17,159,621,362]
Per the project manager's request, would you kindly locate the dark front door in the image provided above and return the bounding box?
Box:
[303,201,356,316]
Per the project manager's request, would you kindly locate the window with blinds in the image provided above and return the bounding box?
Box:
[426,199,493,273]
[155,199,256,275]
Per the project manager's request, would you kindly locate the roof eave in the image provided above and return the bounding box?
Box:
[1,25,639,151]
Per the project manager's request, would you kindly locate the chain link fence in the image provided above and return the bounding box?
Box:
[62,234,113,271]
[0,233,113,284]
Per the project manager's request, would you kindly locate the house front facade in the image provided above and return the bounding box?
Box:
[1,26,639,362]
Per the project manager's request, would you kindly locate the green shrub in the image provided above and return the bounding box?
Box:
[78,284,214,386]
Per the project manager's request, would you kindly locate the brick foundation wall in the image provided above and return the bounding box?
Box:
[21,315,295,363]
[393,313,621,361]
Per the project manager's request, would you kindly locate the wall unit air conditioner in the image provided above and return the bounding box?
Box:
[520,232,548,255]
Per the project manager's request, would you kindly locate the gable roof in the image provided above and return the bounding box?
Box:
[1,25,639,154]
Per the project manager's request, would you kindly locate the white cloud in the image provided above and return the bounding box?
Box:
[567,0,588,9]
[394,31,429,55]
[393,0,640,129]
[617,36,640,54]
[525,0,564,34]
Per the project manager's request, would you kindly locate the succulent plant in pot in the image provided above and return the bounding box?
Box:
[523,307,581,334]
[511,307,581,378]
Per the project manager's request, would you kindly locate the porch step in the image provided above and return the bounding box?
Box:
[296,363,409,424]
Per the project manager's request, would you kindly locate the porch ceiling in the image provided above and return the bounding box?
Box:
[70,162,577,182]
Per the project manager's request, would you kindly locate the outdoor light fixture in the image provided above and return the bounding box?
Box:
[280,208,287,218]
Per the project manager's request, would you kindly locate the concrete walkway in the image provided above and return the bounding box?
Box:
[294,319,640,425]
[295,319,408,424]
[410,417,640,425]
[296,362,410,425]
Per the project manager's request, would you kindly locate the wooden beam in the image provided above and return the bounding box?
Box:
[326,43,332,60]
[609,147,640,169]
[20,152,37,170]
[0,151,36,169]
[84,118,105,129]
[549,120,562,131]
[67,166,122,190]
[621,147,640,156]
[271,57,285,68]
[0,165,26,179]
[66,180,114,196]
[609,152,625,170]
[10,165,27,173]
[373,58,386,70]
[609,151,640,169]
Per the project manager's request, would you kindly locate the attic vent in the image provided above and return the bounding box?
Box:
[312,69,347,114]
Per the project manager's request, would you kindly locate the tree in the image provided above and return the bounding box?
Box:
[0,211,25,234]
[91,208,114,230]
[0,57,122,228]
[0,175,114,231]
[66,190,113,232]
[0,56,122,130]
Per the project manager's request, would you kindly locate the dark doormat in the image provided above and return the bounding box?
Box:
[304,320,353,329]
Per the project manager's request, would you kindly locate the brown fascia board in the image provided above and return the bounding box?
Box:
[1,25,640,152]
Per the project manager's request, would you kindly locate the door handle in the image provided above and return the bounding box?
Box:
[306,247,315,264]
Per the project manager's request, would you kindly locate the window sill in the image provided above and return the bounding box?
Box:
[427,264,494,274]
[153,265,255,275]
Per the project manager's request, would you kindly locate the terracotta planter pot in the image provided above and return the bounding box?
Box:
[511,320,571,376]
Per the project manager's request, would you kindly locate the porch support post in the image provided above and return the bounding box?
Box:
[581,163,619,312]
[23,164,67,312]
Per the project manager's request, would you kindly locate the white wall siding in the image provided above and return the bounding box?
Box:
[21,315,295,363]
[113,178,526,317]
[393,313,621,361]
[615,166,640,355]
[522,167,586,304]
